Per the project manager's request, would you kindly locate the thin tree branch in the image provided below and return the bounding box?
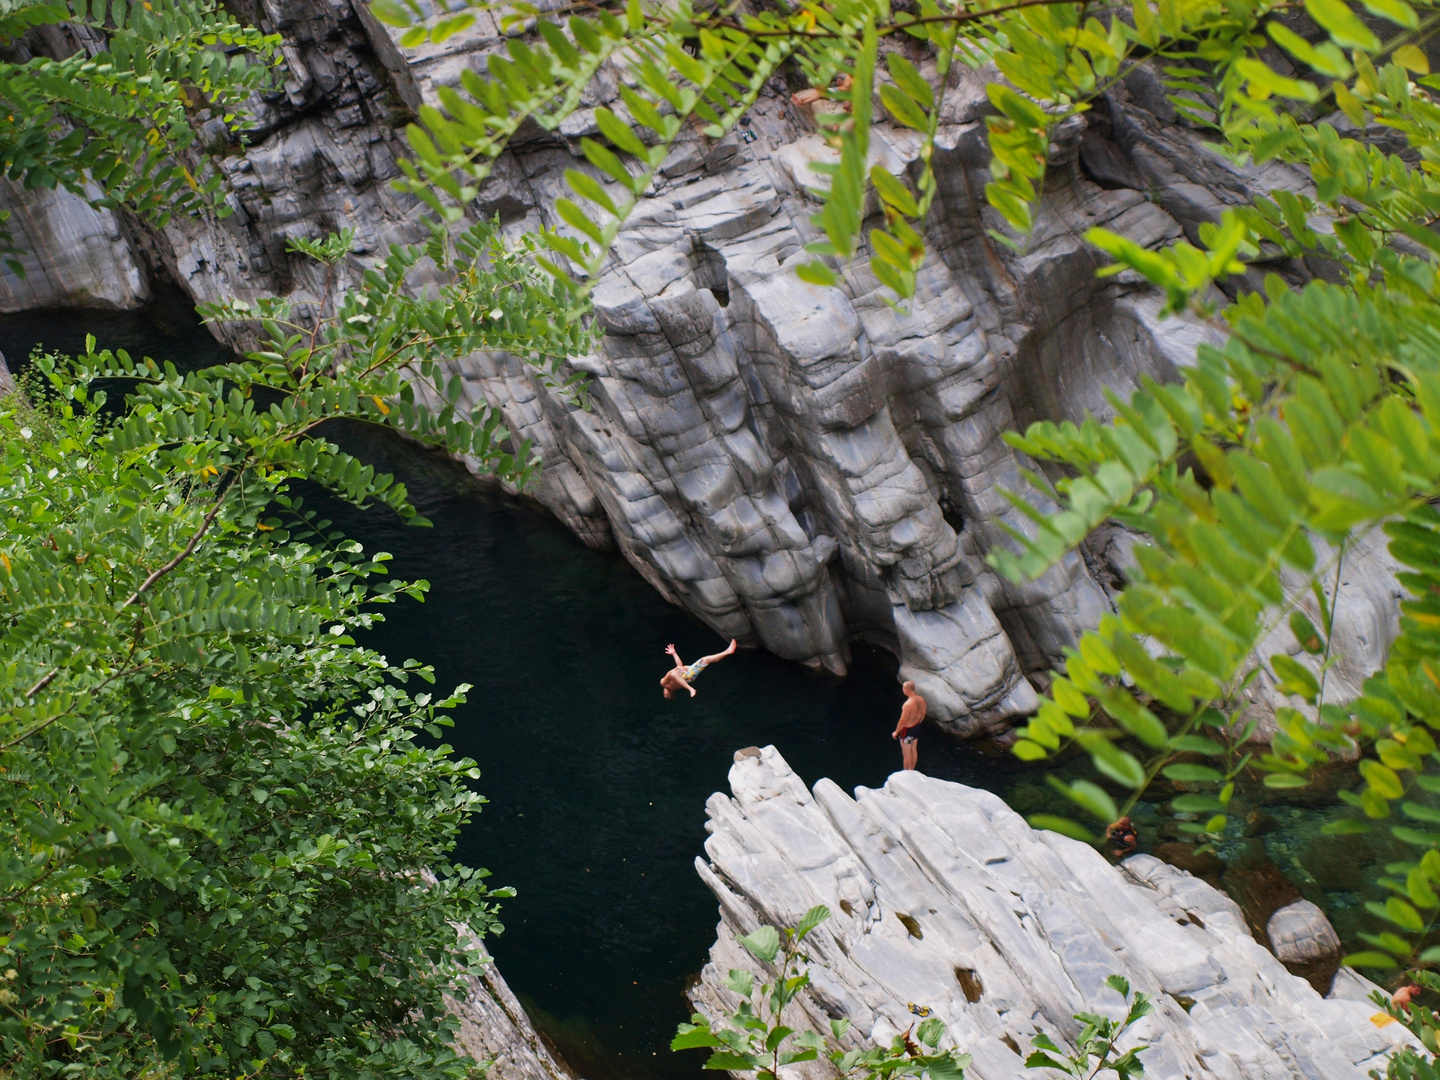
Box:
[118,475,233,612]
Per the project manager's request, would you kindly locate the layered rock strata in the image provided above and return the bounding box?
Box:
[0,179,150,312]
[0,0,1409,733]
[691,746,1414,1080]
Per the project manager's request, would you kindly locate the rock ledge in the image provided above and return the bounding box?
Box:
[692,747,1414,1079]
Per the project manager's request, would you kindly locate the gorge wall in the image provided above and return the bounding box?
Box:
[0,0,1405,734]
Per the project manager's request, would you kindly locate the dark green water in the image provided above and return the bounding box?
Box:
[315,432,1032,1080]
[4,292,1402,1075]
[0,293,1030,1080]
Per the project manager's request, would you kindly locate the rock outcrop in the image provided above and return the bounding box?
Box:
[0,0,1409,734]
[0,179,150,312]
[691,746,1414,1079]
[450,936,576,1080]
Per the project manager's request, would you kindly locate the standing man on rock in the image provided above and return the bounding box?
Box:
[891,681,927,771]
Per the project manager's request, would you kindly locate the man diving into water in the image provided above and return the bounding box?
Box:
[660,640,738,698]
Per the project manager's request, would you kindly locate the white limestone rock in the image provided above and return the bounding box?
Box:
[0,0,1411,735]
[0,179,148,311]
[691,747,1416,1080]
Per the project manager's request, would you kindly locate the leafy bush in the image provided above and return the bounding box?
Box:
[0,218,589,1076]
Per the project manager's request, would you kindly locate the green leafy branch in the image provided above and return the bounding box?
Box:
[195,220,596,486]
[0,0,280,268]
[672,906,971,1080]
[1026,976,1152,1080]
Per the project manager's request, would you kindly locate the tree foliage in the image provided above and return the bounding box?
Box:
[0,219,591,1077]
[198,222,597,487]
[0,0,279,267]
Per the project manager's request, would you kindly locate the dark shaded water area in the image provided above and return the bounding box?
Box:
[313,430,1037,1080]
[0,290,1404,1077]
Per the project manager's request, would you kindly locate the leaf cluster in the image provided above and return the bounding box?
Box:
[906,0,1440,1072]
[197,220,597,484]
[1025,976,1152,1080]
[0,0,280,269]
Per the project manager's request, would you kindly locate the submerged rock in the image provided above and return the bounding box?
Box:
[1221,851,1304,947]
[692,747,1413,1079]
[1267,900,1344,997]
[1152,841,1226,890]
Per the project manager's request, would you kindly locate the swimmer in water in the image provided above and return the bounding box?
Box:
[661,640,738,699]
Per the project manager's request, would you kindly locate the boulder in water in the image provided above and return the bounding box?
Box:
[1267,900,1344,997]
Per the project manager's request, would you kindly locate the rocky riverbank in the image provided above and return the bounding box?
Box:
[691,746,1414,1079]
[449,936,576,1080]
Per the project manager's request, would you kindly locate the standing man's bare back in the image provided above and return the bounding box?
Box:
[892,680,926,771]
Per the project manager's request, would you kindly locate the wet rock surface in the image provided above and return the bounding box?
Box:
[0,0,1410,733]
[691,746,1414,1080]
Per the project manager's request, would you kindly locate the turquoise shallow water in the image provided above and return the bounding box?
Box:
[2,293,1402,1077]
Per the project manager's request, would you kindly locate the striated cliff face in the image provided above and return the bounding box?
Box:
[691,746,1414,1080]
[0,0,1404,734]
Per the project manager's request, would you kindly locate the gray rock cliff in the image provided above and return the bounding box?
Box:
[692,746,1415,1080]
[449,935,577,1080]
[0,0,1407,734]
